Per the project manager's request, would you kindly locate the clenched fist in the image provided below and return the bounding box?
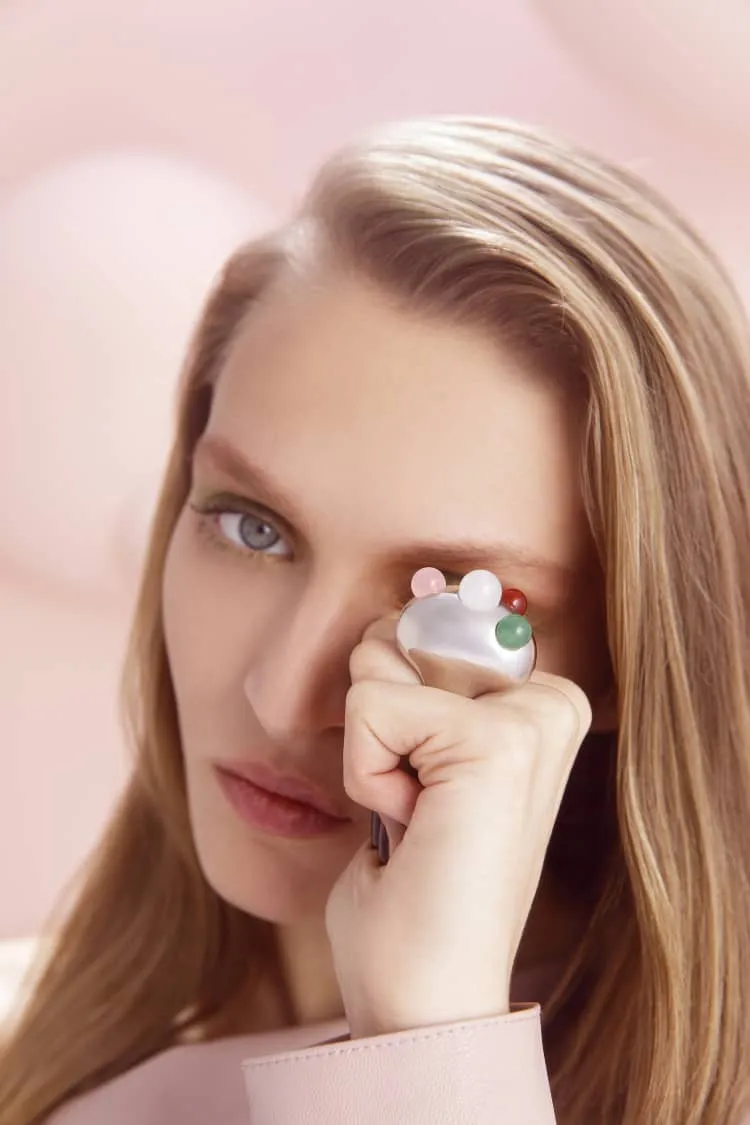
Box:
[325,615,592,1039]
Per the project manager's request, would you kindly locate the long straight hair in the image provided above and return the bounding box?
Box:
[2,117,750,1125]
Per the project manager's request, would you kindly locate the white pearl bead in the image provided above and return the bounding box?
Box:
[457,569,502,611]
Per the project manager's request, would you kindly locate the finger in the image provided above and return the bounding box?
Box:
[529,670,593,744]
[343,679,483,824]
[344,674,591,825]
[360,612,401,645]
[484,670,593,749]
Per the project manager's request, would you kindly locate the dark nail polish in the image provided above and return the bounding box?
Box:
[377,822,390,865]
[370,811,381,849]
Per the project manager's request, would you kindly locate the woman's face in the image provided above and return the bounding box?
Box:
[162,268,611,923]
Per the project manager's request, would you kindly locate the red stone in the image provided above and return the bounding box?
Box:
[501,587,528,615]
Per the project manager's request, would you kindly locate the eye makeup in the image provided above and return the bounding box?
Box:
[188,491,291,559]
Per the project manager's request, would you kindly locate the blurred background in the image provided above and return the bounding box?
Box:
[1,0,749,1016]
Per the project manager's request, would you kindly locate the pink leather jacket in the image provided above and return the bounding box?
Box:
[46,966,559,1124]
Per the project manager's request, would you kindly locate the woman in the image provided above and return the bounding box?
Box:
[2,116,749,1125]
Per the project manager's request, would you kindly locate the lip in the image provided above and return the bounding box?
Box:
[214,760,351,821]
[214,764,352,840]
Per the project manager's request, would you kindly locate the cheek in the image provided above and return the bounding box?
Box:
[162,513,245,707]
[162,512,285,712]
[535,615,612,700]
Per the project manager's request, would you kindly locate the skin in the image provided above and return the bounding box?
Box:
[162,267,614,1029]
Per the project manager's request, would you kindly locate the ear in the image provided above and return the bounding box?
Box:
[590,682,618,733]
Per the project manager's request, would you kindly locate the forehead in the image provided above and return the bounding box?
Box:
[206,271,589,585]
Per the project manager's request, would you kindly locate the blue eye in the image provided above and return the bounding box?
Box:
[189,497,292,559]
[216,511,289,556]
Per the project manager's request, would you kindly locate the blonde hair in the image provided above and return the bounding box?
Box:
[2,116,750,1125]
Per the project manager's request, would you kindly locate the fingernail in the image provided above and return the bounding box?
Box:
[377,822,390,865]
[370,811,381,849]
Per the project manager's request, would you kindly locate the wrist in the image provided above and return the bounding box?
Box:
[347,995,512,1040]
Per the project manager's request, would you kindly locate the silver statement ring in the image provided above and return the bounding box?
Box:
[396,567,536,697]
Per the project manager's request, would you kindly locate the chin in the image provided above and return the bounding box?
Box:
[190,825,341,923]
[206,863,329,923]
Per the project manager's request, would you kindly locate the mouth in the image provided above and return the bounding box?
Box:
[213,760,353,839]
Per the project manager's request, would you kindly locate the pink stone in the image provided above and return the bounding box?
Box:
[410,567,446,598]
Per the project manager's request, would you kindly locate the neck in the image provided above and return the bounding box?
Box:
[275,916,346,1026]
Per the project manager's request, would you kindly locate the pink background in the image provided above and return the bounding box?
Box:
[1,0,748,939]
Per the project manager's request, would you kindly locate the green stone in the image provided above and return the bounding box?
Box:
[495,613,532,651]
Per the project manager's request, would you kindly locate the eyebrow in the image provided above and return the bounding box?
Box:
[194,434,300,522]
[192,434,577,582]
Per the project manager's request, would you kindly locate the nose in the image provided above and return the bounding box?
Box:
[242,578,373,747]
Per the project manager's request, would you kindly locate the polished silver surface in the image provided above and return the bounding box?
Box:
[396,591,536,697]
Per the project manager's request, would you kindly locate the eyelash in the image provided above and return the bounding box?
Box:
[188,497,291,559]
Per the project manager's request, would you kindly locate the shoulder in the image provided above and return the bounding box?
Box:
[45,1037,257,1125]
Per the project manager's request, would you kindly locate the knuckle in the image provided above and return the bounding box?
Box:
[344,678,382,726]
[349,639,389,684]
[502,708,543,754]
[340,746,366,799]
[348,641,372,683]
[483,699,540,747]
[504,714,544,775]
[480,683,590,779]
[342,764,365,803]
[552,685,593,743]
[530,674,593,744]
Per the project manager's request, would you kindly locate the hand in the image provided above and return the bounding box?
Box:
[325,615,592,1039]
